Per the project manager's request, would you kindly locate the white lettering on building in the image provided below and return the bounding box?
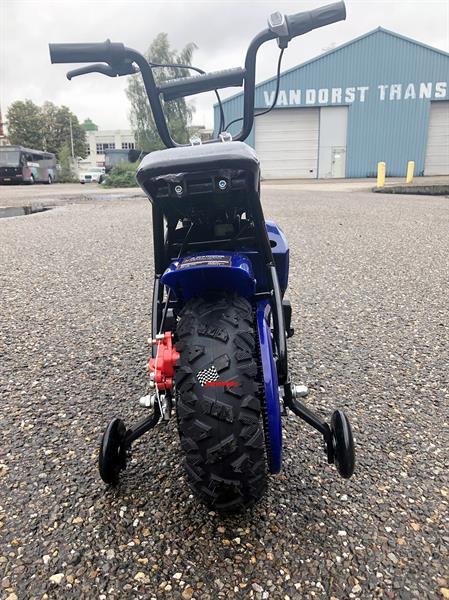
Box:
[277,90,288,106]
[331,88,342,103]
[261,81,448,107]
[318,88,329,103]
[378,85,389,100]
[435,82,447,98]
[345,87,355,103]
[419,82,432,98]
[289,89,301,104]
[390,84,402,100]
[264,91,276,106]
[358,86,369,102]
[404,83,416,99]
[306,89,316,104]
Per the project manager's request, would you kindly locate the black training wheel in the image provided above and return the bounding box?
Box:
[98,418,127,484]
[331,409,355,479]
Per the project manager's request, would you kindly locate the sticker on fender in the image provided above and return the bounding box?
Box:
[177,254,232,269]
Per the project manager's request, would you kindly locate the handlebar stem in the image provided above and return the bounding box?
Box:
[127,28,277,148]
[126,49,179,148]
[237,29,277,143]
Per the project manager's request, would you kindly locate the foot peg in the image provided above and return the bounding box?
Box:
[139,393,156,408]
[292,384,308,398]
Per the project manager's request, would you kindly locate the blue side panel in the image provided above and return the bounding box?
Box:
[161,251,255,301]
[241,220,289,295]
[256,300,282,474]
[266,220,289,292]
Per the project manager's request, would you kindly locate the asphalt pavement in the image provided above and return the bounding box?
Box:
[1,185,448,599]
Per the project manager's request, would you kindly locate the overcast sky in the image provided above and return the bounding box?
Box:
[1,0,448,131]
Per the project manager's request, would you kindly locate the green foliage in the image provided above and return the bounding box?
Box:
[6,100,87,159]
[104,161,138,188]
[41,102,87,158]
[126,33,196,151]
[6,100,45,149]
[57,143,77,183]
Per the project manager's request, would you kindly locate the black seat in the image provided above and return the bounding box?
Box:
[137,141,259,181]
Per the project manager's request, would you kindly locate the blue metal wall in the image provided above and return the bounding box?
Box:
[214,29,449,177]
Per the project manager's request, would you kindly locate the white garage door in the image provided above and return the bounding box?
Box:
[424,101,449,175]
[255,108,319,179]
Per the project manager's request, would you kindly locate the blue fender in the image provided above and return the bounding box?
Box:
[161,251,256,301]
[256,300,282,473]
[162,253,282,473]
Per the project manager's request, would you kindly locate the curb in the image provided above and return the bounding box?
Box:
[372,185,449,196]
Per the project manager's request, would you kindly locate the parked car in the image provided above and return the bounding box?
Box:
[79,166,105,184]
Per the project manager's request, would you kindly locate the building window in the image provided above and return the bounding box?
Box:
[85,144,91,156]
[122,142,135,150]
[96,142,115,153]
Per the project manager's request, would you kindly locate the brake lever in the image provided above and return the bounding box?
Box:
[66,61,137,80]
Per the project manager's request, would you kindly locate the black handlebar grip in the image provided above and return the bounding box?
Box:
[159,67,245,101]
[286,1,346,38]
[49,40,126,64]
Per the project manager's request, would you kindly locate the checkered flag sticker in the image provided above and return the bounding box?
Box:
[196,365,220,387]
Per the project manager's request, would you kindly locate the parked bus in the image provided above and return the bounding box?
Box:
[0,145,57,184]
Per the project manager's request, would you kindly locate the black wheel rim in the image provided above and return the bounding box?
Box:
[98,418,127,484]
[331,409,355,479]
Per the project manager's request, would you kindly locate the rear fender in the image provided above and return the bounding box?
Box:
[161,251,256,301]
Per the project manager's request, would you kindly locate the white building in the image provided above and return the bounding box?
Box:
[79,122,136,169]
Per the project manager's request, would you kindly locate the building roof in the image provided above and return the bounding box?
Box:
[216,27,449,107]
[82,118,98,131]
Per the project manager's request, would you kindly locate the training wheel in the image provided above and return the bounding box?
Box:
[98,418,128,484]
[331,409,355,479]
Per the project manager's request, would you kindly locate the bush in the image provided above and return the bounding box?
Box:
[58,143,77,183]
[104,162,138,187]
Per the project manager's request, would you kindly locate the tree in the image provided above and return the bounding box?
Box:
[6,100,87,159]
[6,100,45,149]
[57,143,77,182]
[126,33,196,151]
[41,102,87,158]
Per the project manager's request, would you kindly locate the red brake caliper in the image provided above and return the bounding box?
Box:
[148,332,179,392]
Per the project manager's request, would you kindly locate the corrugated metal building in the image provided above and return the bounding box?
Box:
[214,28,449,178]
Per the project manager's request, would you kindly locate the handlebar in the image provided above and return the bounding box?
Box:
[286,1,346,37]
[49,40,127,65]
[49,1,346,147]
[159,68,245,102]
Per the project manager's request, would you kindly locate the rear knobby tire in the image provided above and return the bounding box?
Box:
[175,293,267,513]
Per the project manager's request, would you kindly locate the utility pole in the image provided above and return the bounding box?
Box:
[0,104,5,144]
[69,115,75,158]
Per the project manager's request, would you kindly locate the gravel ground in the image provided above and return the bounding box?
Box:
[1,189,448,599]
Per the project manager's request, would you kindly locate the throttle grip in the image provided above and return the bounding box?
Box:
[286,1,346,38]
[49,39,126,64]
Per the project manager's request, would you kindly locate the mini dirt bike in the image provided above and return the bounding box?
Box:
[50,0,355,512]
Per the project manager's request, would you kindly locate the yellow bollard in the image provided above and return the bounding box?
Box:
[406,160,414,184]
[377,162,386,187]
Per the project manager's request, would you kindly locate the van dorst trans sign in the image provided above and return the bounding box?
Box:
[263,81,448,106]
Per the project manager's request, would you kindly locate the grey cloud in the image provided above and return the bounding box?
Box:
[1,0,448,130]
